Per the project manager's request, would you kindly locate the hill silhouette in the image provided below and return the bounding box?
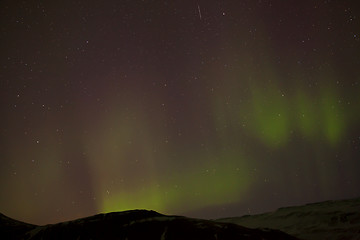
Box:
[3,197,360,239]
[1,209,297,240]
[217,197,360,240]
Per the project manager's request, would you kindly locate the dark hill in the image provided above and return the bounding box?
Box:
[1,210,297,240]
[0,213,37,239]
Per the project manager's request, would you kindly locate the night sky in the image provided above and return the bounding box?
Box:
[1,0,360,225]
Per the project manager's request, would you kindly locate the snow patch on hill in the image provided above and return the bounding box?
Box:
[217,198,360,240]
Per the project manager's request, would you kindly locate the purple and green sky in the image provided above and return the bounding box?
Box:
[1,0,359,225]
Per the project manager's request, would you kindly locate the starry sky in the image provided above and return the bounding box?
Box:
[1,0,360,225]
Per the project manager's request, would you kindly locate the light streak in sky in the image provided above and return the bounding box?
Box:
[198,4,202,20]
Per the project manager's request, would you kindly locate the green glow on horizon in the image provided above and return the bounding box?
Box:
[88,77,351,218]
[101,151,252,214]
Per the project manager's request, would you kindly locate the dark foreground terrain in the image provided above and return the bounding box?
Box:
[218,197,360,240]
[2,197,360,239]
[1,210,297,240]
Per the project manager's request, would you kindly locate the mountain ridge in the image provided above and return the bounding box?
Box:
[217,197,360,240]
[1,209,297,240]
[2,197,360,239]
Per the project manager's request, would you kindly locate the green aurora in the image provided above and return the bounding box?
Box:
[0,0,359,225]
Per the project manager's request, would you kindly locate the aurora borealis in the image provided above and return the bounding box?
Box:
[1,0,359,225]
